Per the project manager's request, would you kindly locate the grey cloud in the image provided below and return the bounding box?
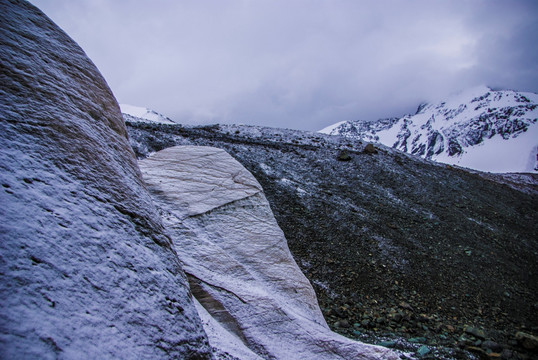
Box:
[31,0,538,130]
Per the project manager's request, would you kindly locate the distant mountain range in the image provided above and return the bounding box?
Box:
[320,86,538,173]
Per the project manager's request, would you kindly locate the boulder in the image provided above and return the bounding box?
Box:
[515,331,538,351]
[0,1,210,358]
[139,145,399,359]
[363,143,378,154]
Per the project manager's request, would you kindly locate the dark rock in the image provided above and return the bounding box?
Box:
[466,346,487,356]
[335,320,350,328]
[416,345,430,357]
[409,337,427,343]
[392,313,403,323]
[482,340,502,352]
[501,349,513,359]
[340,319,350,328]
[363,143,378,154]
[337,150,352,161]
[399,302,413,311]
[465,325,487,340]
[378,340,397,348]
[508,339,519,347]
[445,325,456,333]
[515,331,538,351]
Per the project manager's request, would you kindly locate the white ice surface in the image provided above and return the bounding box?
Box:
[375,119,404,147]
[138,146,262,217]
[0,2,211,358]
[194,298,263,360]
[434,124,538,173]
[139,145,400,360]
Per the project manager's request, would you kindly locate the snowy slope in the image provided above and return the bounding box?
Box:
[319,120,348,134]
[121,103,177,124]
[321,86,538,173]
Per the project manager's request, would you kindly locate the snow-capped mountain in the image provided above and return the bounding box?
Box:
[320,86,538,173]
[120,103,177,124]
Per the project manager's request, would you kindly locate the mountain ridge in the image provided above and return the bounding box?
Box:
[320,86,538,173]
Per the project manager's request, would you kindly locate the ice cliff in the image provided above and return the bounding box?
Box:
[139,146,397,359]
[0,1,397,359]
[0,0,211,358]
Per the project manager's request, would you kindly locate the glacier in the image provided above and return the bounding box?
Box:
[0,0,211,358]
[139,146,398,359]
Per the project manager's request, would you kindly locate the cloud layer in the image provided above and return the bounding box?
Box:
[32,0,538,130]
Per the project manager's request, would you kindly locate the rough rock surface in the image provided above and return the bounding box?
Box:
[139,145,399,360]
[0,1,211,358]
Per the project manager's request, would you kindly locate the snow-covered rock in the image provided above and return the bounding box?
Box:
[321,86,538,173]
[0,1,211,358]
[121,103,178,124]
[139,145,399,360]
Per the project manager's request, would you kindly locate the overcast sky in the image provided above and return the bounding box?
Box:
[31,0,538,131]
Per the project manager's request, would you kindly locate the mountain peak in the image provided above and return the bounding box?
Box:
[120,103,177,124]
[321,87,538,173]
[452,85,492,100]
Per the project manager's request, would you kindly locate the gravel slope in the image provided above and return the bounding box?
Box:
[127,121,538,359]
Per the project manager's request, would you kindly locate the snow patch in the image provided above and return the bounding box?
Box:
[319,120,348,134]
[120,103,177,124]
